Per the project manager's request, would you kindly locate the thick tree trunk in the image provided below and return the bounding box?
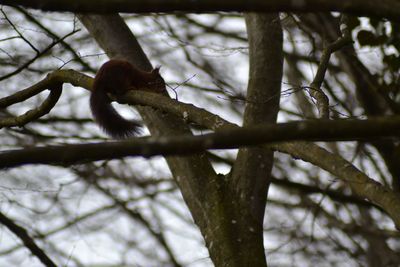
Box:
[78,12,283,267]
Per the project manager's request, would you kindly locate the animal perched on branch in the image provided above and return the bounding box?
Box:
[90,59,165,138]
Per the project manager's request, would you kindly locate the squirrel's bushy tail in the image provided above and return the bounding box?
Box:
[90,88,141,139]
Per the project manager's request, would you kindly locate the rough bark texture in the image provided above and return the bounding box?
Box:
[216,13,283,267]
[78,13,282,267]
[78,13,220,264]
[80,14,282,267]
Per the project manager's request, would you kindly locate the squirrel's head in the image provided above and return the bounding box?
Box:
[151,65,161,74]
[148,66,165,93]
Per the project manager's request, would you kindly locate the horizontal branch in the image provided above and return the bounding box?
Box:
[1,68,399,228]
[1,116,400,169]
[0,69,92,109]
[0,69,91,129]
[3,0,400,21]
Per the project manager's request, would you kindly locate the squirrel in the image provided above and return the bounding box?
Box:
[90,59,166,138]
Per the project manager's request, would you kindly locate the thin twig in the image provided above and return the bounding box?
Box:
[309,15,352,118]
[13,6,94,72]
[0,29,79,82]
[0,7,40,54]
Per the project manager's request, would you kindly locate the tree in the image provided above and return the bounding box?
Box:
[0,1,399,267]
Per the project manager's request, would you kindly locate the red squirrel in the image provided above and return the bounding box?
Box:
[90,59,165,138]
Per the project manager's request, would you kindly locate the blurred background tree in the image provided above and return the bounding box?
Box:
[0,2,399,267]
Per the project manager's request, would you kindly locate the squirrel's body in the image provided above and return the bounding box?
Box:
[90,59,165,138]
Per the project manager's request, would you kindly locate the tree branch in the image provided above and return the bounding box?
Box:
[309,15,351,118]
[2,0,400,22]
[0,29,79,82]
[0,83,62,128]
[1,116,400,169]
[0,69,92,109]
[0,69,92,129]
[0,211,57,267]
[275,142,400,230]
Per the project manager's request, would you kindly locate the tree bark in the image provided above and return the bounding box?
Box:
[77,13,283,267]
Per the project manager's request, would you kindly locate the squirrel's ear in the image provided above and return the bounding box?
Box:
[152,65,162,74]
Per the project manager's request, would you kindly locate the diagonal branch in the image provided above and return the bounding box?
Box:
[274,142,400,230]
[86,176,182,267]
[0,29,79,82]
[309,15,352,118]
[13,6,94,71]
[0,211,57,267]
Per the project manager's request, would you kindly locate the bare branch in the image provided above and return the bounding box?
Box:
[274,142,400,230]
[13,6,94,71]
[0,69,92,129]
[0,29,79,82]
[0,211,57,267]
[1,116,400,169]
[309,15,352,118]
[0,70,92,108]
[1,0,400,22]
[0,83,62,128]
[0,7,40,54]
